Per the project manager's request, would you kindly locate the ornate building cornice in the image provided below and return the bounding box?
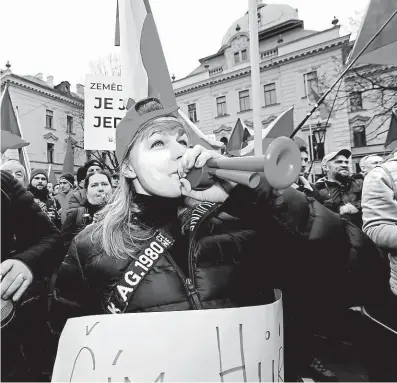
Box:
[175,36,350,96]
[1,74,84,108]
[43,132,59,141]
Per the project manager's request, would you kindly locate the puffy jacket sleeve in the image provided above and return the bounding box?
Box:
[222,176,383,307]
[55,237,91,315]
[3,171,62,278]
[362,166,397,251]
[61,210,79,258]
[67,190,85,217]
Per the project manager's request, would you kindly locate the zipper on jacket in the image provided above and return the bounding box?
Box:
[187,204,220,309]
[164,253,200,310]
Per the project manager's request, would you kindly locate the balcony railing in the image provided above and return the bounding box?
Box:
[260,48,278,61]
[209,66,224,76]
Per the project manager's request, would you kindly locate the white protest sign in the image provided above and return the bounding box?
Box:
[84,75,126,151]
[52,292,283,382]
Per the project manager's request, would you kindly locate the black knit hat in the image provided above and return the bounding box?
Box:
[84,160,103,172]
[59,173,75,187]
[30,168,48,184]
[76,167,86,183]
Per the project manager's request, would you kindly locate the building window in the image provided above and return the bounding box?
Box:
[46,110,53,129]
[47,143,54,163]
[239,90,250,112]
[216,96,227,116]
[304,71,319,100]
[67,115,73,134]
[309,134,325,161]
[349,92,363,112]
[264,83,277,106]
[234,52,240,64]
[241,49,248,61]
[353,126,367,147]
[188,103,198,122]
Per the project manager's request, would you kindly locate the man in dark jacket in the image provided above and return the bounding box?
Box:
[27,168,61,228]
[313,149,363,228]
[1,170,62,381]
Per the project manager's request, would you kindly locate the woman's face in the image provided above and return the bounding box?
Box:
[86,173,112,205]
[125,123,189,198]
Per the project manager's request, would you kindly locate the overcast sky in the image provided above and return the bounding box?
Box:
[0,0,367,91]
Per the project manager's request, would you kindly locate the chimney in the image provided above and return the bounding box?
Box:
[35,72,43,80]
[76,83,84,98]
[47,75,54,88]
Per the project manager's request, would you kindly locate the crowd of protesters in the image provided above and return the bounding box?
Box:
[1,106,396,383]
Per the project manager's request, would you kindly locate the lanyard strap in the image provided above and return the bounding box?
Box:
[106,201,219,314]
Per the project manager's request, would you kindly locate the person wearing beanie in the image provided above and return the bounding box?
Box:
[56,173,75,224]
[76,167,86,190]
[27,169,61,228]
[66,160,104,218]
[84,160,103,177]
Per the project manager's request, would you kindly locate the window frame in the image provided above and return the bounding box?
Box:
[239,90,250,112]
[353,126,367,147]
[46,109,53,129]
[188,103,198,122]
[66,115,73,134]
[349,91,363,112]
[47,142,54,163]
[264,83,277,106]
[216,96,227,117]
[304,71,319,100]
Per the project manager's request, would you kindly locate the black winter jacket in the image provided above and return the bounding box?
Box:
[27,185,61,229]
[53,176,383,327]
[1,171,62,278]
[61,201,103,258]
[313,177,363,227]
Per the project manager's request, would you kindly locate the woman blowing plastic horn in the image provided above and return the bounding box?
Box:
[51,98,381,381]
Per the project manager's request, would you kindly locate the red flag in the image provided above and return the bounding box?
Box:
[62,136,74,174]
[385,109,397,151]
[348,0,397,65]
[47,163,58,185]
[240,107,294,156]
[1,131,29,153]
[1,86,31,176]
[226,118,246,155]
[116,0,219,150]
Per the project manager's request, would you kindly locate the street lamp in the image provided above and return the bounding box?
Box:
[312,121,327,161]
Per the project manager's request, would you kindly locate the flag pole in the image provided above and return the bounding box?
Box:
[248,0,262,156]
[290,7,397,139]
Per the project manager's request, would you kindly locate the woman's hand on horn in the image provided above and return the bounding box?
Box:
[178,145,236,203]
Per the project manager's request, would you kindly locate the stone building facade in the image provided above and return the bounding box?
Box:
[172,1,395,176]
[1,65,85,178]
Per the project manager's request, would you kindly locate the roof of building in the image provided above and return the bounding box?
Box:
[1,70,83,104]
[221,2,300,47]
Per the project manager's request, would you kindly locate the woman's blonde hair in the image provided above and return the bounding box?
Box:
[89,100,190,260]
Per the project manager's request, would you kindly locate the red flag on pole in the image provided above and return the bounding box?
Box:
[1,86,31,176]
[348,0,397,66]
[226,118,248,156]
[47,163,58,185]
[62,136,74,174]
[385,109,397,151]
[115,0,220,150]
[240,107,294,156]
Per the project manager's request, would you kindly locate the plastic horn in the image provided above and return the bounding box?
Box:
[186,136,301,190]
[187,167,261,190]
